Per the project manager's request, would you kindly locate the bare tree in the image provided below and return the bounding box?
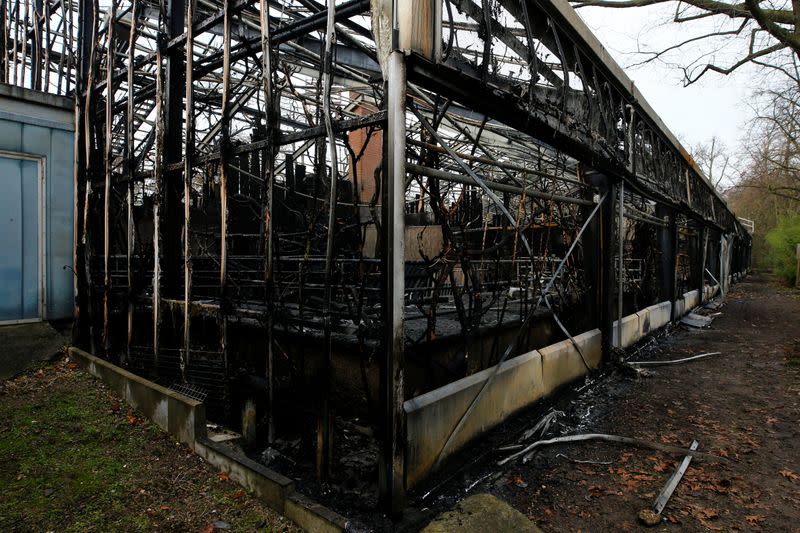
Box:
[572,0,800,84]
[740,81,800,202]
[691,136,734,191]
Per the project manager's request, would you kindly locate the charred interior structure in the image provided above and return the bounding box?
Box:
[2,0,752,516]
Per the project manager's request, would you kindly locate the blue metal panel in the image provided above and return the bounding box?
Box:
[47,129,74,319]
[0,119,22,152]
[0,113,74,320]
[0,157,39,321]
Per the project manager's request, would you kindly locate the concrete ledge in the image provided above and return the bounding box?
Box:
[705,284,719,301]
[195,437,295,512]
[647,301,672,331]
[69,347,205,444]
[404,348,546,487]
[69,347,348,532]
[612,313,640,348]
[672,297,686,320]
[684,289,700,310]
[285,493,350,533]
[636,307,651,337]
[540,329,602,395]
[404,329,601,488]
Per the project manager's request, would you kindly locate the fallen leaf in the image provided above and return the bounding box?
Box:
[160,505,170,511]
[780,469,799,482]
[745,515,765,526]
[67,362,78,370]
[508,475,527,488]
[654,461,672,473]
[127,411,138,425]
[232,489,245,499]
[218,471,230,482]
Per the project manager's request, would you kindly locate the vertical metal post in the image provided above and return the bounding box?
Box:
[163,0,185,295]
[698,225,708,300]
[153,47,164,368]
[81,0,98,354]
[379,49,406,518]
[32,0,42,89]
[657,205,677,306]
[102,4,115,353]
[0,1,6,84]
[182,0,195,382]
[617,180,624,350]
[599,180,615,360]
[126,0,138,363]
[219,0,231,407]
[259,0,275,444]
[317,0,339,482]
[72,0,94,349]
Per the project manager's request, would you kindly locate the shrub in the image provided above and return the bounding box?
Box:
[765,213,800,285]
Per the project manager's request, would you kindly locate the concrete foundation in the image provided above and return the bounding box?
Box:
[404,298,681,487]
[540,329,602,395]
[68,347,349,532]
[612,313,640,348]
[684,289,700,310]
[404,329,602,487]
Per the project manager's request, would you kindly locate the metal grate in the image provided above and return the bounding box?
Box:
[169,382,209,403]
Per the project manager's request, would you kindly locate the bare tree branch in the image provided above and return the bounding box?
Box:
[572,0,798,83]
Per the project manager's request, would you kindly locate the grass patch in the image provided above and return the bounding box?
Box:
[0,362,298,532]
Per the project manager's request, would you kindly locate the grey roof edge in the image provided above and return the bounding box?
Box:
[546,0,733,211]
[0,82,74,112]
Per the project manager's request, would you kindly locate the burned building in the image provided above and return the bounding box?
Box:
[2,0,752,516]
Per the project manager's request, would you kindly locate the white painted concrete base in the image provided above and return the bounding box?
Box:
[404,289,716,487]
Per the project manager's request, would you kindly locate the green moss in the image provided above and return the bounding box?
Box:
[765,214,800,286]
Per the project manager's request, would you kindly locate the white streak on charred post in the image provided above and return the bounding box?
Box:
[153,46,164,367]
[20,0,27,87]
[82,0,98,354]
[102,3,115,353]
[259,0,275,444]
[126,0,138,363]
[379,49,406,518]
[219,0,231,401]
[617,180,624,350]
[182,0,195,382]
[318,0,338,482]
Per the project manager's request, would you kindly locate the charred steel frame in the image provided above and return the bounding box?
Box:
[2,0,752,516]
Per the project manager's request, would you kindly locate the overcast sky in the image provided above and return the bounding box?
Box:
[575,4,762,154]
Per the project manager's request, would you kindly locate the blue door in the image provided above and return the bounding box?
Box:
[0,156,41,322]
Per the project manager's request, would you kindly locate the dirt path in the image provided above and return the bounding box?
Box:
[489,274,800,531]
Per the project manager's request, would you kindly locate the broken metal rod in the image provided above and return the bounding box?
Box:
[653,439,699,515]
[627,352,721,366]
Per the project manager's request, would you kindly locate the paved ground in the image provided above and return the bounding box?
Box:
[0,321,70,379]
[414,273,800,532]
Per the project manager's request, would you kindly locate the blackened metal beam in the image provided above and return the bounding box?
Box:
[162,0,185,297]
[379,49,406,518]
